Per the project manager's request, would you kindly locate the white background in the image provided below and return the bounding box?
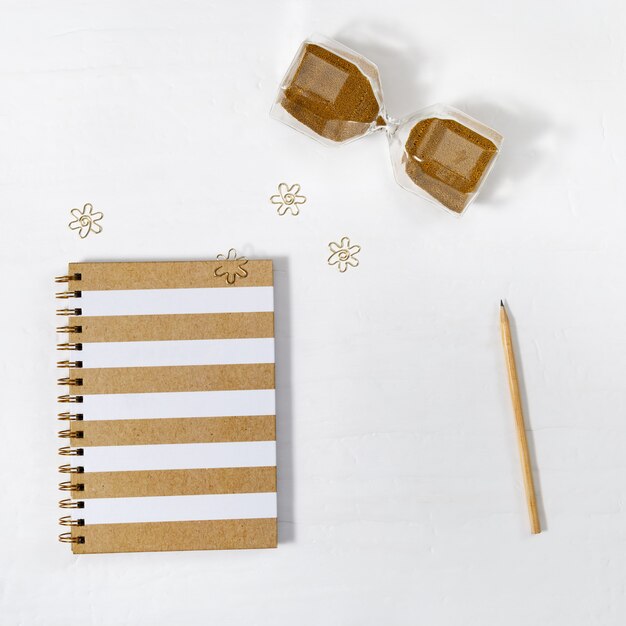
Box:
[1,1,625,624]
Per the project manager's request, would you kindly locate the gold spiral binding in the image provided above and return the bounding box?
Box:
[55,273,82,283]
[56,274,86,547]
[58,446,83,456]
[58,429,84,439]
[56,307,82,316]
[56,325,82,333]
[59,532,85,544]
[58,394,83,403]
[56,290,82,299]
[58,463,84,474]
[57,343,82,351]
[59,516,85,527]
[57,377,83,386]
[57,412,83,421]
[59,480,84,492]
[59,498,84,509]
[57,360,83,369]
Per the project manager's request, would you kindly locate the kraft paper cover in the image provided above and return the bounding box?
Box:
[57,260,277,554]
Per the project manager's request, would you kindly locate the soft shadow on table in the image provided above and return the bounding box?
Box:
[273,256,295,543]
[333,22,434,118]
[503,302,548,532]
[450,98,558,207]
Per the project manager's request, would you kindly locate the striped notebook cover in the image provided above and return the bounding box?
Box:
[56,260,277,554]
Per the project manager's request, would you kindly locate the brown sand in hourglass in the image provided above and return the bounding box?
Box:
[280,43,384,143]
[404,118,498,213]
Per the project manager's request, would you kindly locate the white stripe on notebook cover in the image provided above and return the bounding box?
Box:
[78,338,275,368]
[81,441,276,472]
[79,287,274,317]
[81,492,278,525]
[78,389,276,420]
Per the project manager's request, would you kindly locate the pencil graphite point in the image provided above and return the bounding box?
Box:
[500,299,504,307]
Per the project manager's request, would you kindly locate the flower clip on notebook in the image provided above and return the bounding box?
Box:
[56,260,277,554]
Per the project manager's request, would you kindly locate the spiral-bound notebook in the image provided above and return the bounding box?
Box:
[56,260,277,554]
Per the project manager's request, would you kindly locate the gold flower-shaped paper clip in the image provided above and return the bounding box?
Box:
[328,236,361,273]
[68,203,103,239]
[270,182,306,216]
[214,249,249,285]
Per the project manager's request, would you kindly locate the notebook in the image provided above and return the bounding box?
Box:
[56,260,277,554]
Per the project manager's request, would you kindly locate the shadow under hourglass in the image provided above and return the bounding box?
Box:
[451,98,562,206]
[328,24,562,211]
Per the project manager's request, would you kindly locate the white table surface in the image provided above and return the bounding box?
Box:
[1,1,625,624]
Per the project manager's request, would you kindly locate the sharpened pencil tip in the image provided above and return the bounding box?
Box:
[500,299,504,307]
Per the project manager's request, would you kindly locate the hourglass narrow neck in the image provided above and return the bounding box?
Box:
[382,115,401,136]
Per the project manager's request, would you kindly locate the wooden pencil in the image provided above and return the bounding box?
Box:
[500,301,541,534]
